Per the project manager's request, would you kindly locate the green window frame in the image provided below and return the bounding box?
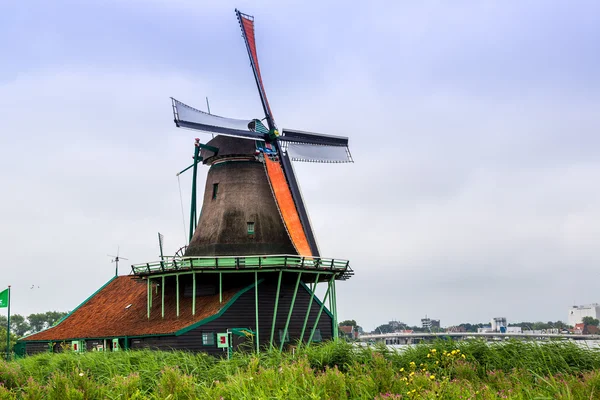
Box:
[312,329,322,342]
[247,222,255,235]
[279,329,290,343]
[202,332,215,346]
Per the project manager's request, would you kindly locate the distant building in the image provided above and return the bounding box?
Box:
[568,304,600,326]
[339,325,358,340]
[573,322,600,335]
[478,318,519,333]
[421,317,440,330]
[491,317,507,332]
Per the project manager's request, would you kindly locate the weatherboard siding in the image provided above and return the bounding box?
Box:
[25,341,48,355]
[176,280,333,355]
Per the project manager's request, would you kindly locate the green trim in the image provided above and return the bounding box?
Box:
[132,254,349,276]
[21,276,118,341]
[299,281,334,320]
[189,143,201,242]
[198,142,219,153]
[255,271,260,353]
[230,327,255,336]
[177,159,203,176]
[192,272,196,315]
[175,278,264,336]
[300,273,320,343]
[308,276,334,345]
[176,274,180,317]
[269,270,283,346]
[134,268,338,279]
[161,276,165,318]
[280,272,302,351]
[332,280,338,340]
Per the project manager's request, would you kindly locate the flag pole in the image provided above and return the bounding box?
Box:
[6,285,10,361]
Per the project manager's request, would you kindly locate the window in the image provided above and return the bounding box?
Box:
[311,329,322,342]
[212,183,219,200]
[279,329,290,343]
[71,340,84,352]
[202,332,215,346]
[247,222,255,235]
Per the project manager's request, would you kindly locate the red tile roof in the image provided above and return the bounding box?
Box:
[339,325,353,334]
[25,276,238,341]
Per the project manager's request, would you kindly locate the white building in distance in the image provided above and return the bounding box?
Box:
[568,304,600,326]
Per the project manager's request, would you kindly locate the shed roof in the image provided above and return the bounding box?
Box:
[24,276,239,341]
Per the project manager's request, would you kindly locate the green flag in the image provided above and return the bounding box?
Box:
[0,289,8,308]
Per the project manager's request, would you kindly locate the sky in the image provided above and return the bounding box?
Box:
[1,0,599,332]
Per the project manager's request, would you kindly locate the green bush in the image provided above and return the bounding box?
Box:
[0,340,599,399]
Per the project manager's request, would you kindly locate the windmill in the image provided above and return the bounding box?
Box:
[171,9,353,257]
[19,9,354,356]
[108,247,128,276]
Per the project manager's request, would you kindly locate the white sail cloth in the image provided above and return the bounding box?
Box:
[285,143,353,163]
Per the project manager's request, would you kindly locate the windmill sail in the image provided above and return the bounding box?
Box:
[236,9,321,257]
[236,9,275,129]
[284,144,352,163]
[171,98,264,140]
[280,128,353,163]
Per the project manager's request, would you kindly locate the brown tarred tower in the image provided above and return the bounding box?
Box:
[185,135,296,257]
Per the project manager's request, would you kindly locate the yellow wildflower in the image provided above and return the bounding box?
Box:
[430,375,435,380]
[435,361,439,364]
[400,367,405,372]
[427,353,431,358]
[461,354,466,359]
[409,371,415,377]
[431,348,437,353]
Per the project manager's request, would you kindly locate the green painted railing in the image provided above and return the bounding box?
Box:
[131,255,350,276]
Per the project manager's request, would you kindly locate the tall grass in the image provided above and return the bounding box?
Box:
[0,340,599,399]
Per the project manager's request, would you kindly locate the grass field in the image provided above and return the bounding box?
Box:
[1,340,600,399]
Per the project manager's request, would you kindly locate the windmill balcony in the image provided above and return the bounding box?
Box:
[131,255,352,281]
